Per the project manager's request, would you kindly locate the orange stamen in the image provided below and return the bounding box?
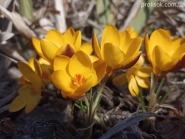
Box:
[75,74,82,84]
[42,72,47,78]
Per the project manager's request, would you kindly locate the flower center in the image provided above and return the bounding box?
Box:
[42,72,48,79]
[62,44,74,58]
[74,74,83,85]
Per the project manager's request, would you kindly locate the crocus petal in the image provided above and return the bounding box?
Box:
[18,61,35,81]
[41,65,51,84]
[152,45,172,70]
[180,38,185,44]
[45,30,64,48]
[38,58,52,83]
[128,75,139,97]
[135,76,149,88]
[119,52,141,69]
[28,58,42,77]
[51,70,75,93]
[34,59,42,77]
[172,43,185,59]
[126,66,137,77]
[32,37,41,53]
[137,67,153,78]
[18,84,32,95]
[170,53,185,72]
[166,42,185,72]
[28,58,35,70]
[126,27,138,38]
[32,37,47,59]
[64,27,75,44]
[103,43,125,69]
[144,34,151,62]
[9,95,28,112]
[9,85,31,112]
[89,55,99,63]
[169,38,181,55]
[113,73,128,86]
[91,60,106,86]
[29,73,42,93]
[53,55,70,71]
[80,42,93,55]
[149,29,171,51]
[68,51,92,79]
[25,91,41,113]
[74,31,82,50]
[101,25,120,47]
[92,33,102,59]
[40,39,59,62]
[133,55,144,68]
[120,31,132,52]
[38,58,51,65]
[125,37,142,57]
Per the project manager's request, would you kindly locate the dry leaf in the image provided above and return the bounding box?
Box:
[0,32,14,42]
[0,5,36,39]
[0,42,27,63]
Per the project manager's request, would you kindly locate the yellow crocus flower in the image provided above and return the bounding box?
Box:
[32,28,92,63]
[92,24,142,76]
[145,29,185,76]
[113,56,152,97]
[51,51,106,100]
[9,58,44,113]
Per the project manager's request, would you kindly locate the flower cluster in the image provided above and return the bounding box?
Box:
[9,25,185,113]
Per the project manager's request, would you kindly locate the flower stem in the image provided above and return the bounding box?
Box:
[138,88,146,112]
[148,74,160,112]
[86,74,109,138]
[92,74,108,112]
[156,77,165,99]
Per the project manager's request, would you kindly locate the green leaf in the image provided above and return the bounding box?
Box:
[96,0,114,26]
[129,0,159,33]
[19,0,34,22]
